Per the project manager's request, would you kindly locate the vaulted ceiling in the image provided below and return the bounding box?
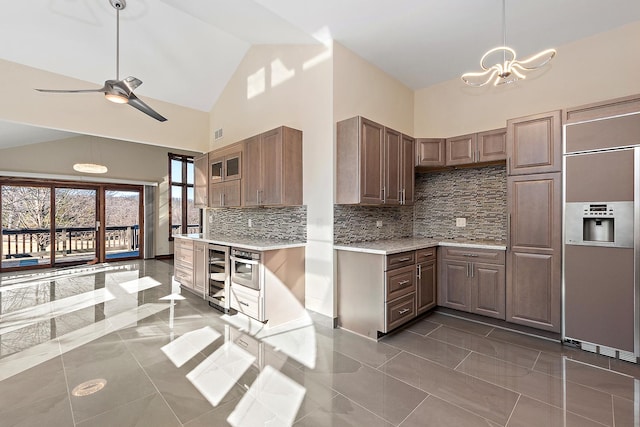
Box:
[1,0,640,144]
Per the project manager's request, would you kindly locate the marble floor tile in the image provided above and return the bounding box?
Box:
[508,396,606,427]
[457,352,615,426]
[381,329,470,369]
[428,325,541,369]
[399,395,502,427]
[75,393,181,427]
[380,351,518,425]
[424,312,495,336]
[3,259,639,427]
[294,394,395,427]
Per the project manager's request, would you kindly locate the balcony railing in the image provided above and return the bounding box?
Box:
[2,223,200,267]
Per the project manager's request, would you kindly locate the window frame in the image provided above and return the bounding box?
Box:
[168,153,200,240]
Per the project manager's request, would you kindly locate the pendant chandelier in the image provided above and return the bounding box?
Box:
[461,0,556,87]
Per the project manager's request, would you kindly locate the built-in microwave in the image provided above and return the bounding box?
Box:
[230,248,261,290]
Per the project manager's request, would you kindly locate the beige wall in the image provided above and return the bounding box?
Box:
[333,43,414,135]
[0,59,209,152]
[0,135,199,256]
[210,44,335,317]
[414,21,640,137]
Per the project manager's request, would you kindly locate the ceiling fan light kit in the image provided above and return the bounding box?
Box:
[73,163,109,174]
[461,0,556,87]
[35,0,167,121]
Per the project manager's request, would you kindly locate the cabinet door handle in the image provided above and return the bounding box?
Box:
[382,186,386,203]
[466,262,470,277]
[398,308,410,315]
[470,263,474,278]
[256,190,260,205]
[398,280,410,286]
[417,264,422,280]
[477,150,480,162]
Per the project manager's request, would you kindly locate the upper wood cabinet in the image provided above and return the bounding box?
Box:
[194,152,208,209]
[445,128,507,167]
[416,138,446,167]
[506,110,561,175]
[209,143,242,184]
[337,116,414,205]
[243,126,303,207]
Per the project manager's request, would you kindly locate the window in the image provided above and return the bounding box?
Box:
[169,154,201,237]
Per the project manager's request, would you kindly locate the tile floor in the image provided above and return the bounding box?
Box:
[0,259,639,426]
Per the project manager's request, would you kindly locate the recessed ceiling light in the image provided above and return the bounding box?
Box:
[73,163,108,174]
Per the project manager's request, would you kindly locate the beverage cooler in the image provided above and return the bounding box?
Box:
[563,114,640,362]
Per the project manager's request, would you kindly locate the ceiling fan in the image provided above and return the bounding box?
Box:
[35,0,167,122]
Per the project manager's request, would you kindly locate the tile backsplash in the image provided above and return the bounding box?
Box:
[413,165,507,240]
[333,205,414,244]
[333,165,507,244]
[207,206,306,241]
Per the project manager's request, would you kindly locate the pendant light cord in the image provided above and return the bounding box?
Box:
[502,0,507,63]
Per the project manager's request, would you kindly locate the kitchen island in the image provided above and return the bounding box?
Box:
[174,234,306,327]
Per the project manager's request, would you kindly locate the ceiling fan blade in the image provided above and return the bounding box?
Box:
[122,76,142,91]
[35,87,107,94]
[128,93,167,122]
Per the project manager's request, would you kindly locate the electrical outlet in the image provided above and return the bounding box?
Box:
[456,217,466,227]
[376,220,383,228]
[248,219,252,228]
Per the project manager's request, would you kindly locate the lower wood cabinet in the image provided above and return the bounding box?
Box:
[438,246,506,320]
[174,237,194,290]
[336,246,437,340]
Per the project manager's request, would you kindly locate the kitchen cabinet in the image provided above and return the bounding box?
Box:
[506,110,561,175]
[209,144,242,183]
[174,237,195,291]
[193,241,207,297]
[209,180,241,208]
[445,128,507,166]
[506,172,562,332]
[416,247,437,314]
[416,138,446,168]
[336,246,437,340]
[336,116,414,205]
[243,126,303,206]
[438,246,506,320]
[194,152,208,209]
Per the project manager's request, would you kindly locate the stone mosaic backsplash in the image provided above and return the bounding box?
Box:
[413,165,507,241]
[333,165,507,244]
[333,205,414,244]
[207,206,306,241]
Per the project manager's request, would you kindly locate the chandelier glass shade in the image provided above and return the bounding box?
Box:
[461,0,556,87]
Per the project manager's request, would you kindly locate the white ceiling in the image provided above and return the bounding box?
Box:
[1,0,640,143]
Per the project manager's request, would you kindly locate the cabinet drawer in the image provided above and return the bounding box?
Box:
[440,247,505,265]
[175,267,193,286]
[174,238,193,250]
[230,284,263,321]
[385,293,416,332]
[386,251,415,270]
[175,249,193,265]
[416,247,436,262]
[386,264,416,301]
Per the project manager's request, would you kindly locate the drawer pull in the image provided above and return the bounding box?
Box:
[463,253,479,257]
[239,301,249,307]
[398,280,410,286]
[396,257,411,262]
[398,308,411,315]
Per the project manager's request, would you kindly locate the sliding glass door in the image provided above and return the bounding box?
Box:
[54,187,98,264]
[1,185,52,268]
[1,181,143,271]
[104,188,142,260]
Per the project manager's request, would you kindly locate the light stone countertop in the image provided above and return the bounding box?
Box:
[334,237,507,255]
[176,234,306,251]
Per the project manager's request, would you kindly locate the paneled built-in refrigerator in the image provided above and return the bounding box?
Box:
[563,112,640,362]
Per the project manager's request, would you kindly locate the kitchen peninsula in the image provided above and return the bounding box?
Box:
[335,237,506,340]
